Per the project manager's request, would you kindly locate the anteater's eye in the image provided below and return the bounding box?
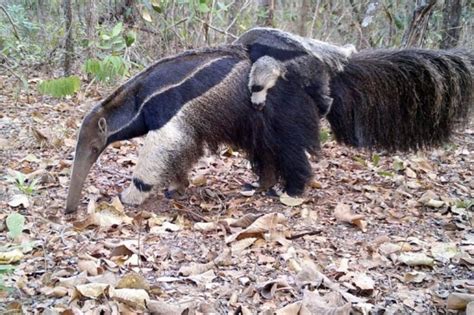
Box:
[91,147,99,154]
[251,85,264,93]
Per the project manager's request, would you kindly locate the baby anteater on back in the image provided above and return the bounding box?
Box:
[236,27,356,116]
[248,56,286,110]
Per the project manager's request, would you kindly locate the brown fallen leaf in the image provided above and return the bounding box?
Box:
[405,167,417,178]
[447,292,474,310]
[109,288,150,309]
[301,290,352,315]
[280,193,305,206]
[57,272,88,288]
[73,283,109,299]
[0,249,24,263]
[117,272,150,290]
[398,252,434,267]
[178,261,214,277]
[230,213,263,228]
[275,301,302,315]
[296,258,367,304]
[5,302,22,314]
[226,212,287,243]
[334,203,367,232]
[186,270,217,286]
[419,190,444,208]
[73,200,133,230]
[466,301,474,315]
[403,271,427,283]
[231,237,257,255]
[30,126,49,146]
[8,194,30,208]
[39,286,69,298]
[259,278,295,300]
[430,242,459,263]
[351,272,375,294]
[191,174,207,186]
[194,221,219,232]
[147,300,185,315]
[77,260,99,276]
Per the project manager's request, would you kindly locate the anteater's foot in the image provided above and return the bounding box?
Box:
[265,187,282,197]
[120,185,150,205]
[242,182,260,191]
[164,189,186,200]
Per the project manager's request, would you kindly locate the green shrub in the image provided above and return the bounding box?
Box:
[38,76,81,98]
[84,56,129,83]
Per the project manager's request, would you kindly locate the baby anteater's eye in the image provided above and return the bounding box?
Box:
[251,85,264,92]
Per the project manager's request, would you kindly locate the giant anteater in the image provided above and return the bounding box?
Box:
[65,29,472,214]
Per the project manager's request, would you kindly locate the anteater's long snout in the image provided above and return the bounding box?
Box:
[65,154,94,214]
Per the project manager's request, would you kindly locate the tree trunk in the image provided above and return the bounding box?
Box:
[439,0,462,49]
[402,0,437,48]
[84,0,96,61]
[63,0,73,76]
[257,0,275,27]
[298,0,310,36]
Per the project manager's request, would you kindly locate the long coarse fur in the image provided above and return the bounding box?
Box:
[327,49,473,151]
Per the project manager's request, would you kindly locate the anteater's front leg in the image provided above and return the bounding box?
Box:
[120,121,199,205]
[120,131,163,205]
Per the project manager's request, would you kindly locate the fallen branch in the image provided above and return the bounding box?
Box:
[287,229,322,240]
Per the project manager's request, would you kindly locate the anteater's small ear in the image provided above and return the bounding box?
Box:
[98,117,107,135]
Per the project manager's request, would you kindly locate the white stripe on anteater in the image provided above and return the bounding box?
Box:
[120,60,248,205]
[108,56,228,137]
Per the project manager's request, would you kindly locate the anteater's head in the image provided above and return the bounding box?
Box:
[249,56,285,108]
[65,107,109,214]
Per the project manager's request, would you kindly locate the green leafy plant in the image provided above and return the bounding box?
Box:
[38,76,81,98]
[371,153,380,166]
[0,265,15,293]
[84,22,133,83]
[455,199,473,209]
[353,156,367,167]
[84,56,129,83]
[5,171,39,195]
[98,22,128,53]
[377,170,394,177]
[6,212,25,239]
[392,158,405,172]
[319,129,331,144]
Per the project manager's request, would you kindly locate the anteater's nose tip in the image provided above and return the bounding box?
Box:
[64,206,77,214]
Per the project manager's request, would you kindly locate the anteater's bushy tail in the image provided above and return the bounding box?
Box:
[327,49,473,151]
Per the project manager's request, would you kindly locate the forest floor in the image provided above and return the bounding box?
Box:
[0,73,473,315]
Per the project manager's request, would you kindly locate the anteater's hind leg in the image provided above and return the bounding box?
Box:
[120,120,199,205]
[279,147,312,196]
